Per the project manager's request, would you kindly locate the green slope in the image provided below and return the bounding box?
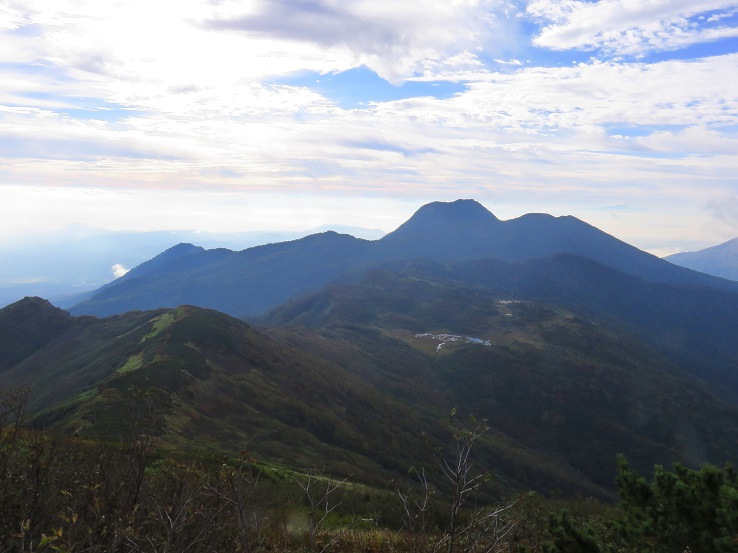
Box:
[0,300,439,486]
[3,290,737,500]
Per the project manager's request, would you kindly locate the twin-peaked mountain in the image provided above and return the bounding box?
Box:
[68,200,738,400]
[70,199,737,319]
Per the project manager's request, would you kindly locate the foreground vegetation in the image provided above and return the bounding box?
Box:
[2,388,737,553]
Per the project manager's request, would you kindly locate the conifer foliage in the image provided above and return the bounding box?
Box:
[611,455,738,552]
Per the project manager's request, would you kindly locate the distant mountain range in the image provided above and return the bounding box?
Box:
[665,237,738,282]
[0,225,385,309]
[67,199,738,399]
[70,199,738,319]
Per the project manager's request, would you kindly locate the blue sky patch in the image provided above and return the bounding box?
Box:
[604,124,688,138]
[274,66,467,108]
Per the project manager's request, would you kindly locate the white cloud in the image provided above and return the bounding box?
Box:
[1,0,737,254]
[1,52,736,206]
[374,54,738,131]
[0,3,28,31]
[112,263,129,278]
[1,0,511,114]
[0,1,341,117]
[527,0,738,55]
[203,0,509,84]
[635,126,738,155]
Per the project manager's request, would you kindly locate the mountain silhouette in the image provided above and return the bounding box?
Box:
[70,199,738,318]
[665,237,738,282]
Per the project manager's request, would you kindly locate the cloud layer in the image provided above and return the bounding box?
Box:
[528,0,738,55]
[1,0,737,252]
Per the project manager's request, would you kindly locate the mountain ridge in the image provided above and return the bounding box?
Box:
[5,293,737,497]
[69,200,738,318]
[665,237,738,282]
[263,252,738,399]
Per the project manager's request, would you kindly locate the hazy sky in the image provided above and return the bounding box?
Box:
[2,0,738,255]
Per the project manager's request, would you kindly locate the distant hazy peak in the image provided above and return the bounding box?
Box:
[108,242,209,283]
[136,242,206,268]
[516,212,565,221]
[665,237,738,282]
[508,212,598,234]
[160,242,206,257]
[295,230,354,241]
[667,237,738,257]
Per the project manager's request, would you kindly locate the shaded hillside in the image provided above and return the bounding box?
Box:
[1,298,558,495]
[665,237,738,281]
[265,254,738,400]
[0,298,446,486]
[70,200,738,318]
[71,232,374,317]
[0,297,73,369]
[444,254,738,398]
[262,270,738,489]
[7,295,738,498]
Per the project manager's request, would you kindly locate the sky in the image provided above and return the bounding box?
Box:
[2,0,738,257]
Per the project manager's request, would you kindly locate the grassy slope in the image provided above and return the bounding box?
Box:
[3,285,737,501]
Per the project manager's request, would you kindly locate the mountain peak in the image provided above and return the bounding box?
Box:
[410,199,499,223]
[160,242,206,258]
[377,199,501,262]
[383,199,499,239]
[116,242,208,281]
[0,297,73,369]
[1,296,70,320]
[665,236,738,281]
